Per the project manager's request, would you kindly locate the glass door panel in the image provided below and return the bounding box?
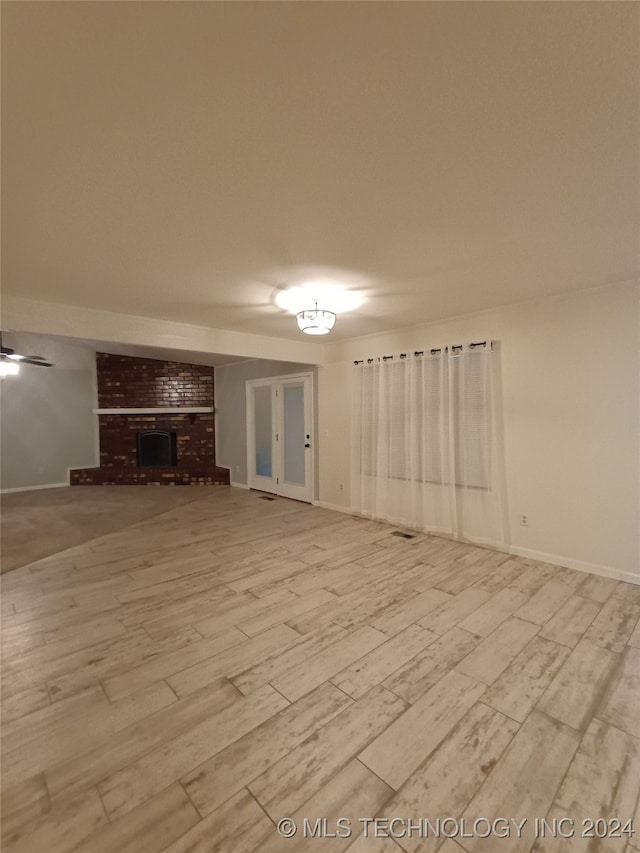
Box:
[277,376,312,502]
[283,384,305,485]
[253,385,272,478]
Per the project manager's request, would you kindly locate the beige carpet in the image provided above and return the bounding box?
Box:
[0,485,224,573]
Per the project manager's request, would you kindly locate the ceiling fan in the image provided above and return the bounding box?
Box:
[0,333,53,370]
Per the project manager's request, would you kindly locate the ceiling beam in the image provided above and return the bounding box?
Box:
[1,297,326,365]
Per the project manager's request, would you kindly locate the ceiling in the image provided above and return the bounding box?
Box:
[2,2,638,343]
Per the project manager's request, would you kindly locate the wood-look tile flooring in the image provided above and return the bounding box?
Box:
[1,487,639,853]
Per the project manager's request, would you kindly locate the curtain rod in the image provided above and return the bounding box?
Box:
[353,341,489,366]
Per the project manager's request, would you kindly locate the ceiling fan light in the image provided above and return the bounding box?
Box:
[0,361,20,377]
[6,353,24,361]
[296,308,336,335]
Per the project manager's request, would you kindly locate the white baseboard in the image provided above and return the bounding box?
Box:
[0,482,69,495]
[508,545,640,587]
[316,500,353,514]
[230,480,250,490]
[315,502,639,587]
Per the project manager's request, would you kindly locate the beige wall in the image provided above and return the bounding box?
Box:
[318,284,640,582]
[0,334,99,491]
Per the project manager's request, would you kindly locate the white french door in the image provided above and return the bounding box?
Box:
[246,373,314,502]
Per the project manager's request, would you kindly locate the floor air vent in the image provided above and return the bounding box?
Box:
[392,530,415,539]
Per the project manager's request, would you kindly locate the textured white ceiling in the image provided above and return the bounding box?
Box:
[2,2,638,343]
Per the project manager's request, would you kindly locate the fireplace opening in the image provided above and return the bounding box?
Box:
[136,430,178,468]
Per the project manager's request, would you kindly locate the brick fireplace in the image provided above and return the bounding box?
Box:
[70,353,230,486]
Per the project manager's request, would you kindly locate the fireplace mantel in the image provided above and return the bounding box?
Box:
[93,407,214,414]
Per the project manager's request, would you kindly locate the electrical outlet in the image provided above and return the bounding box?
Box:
[339,483,344,491]
[521,514,528,526]
[235,465,240,473]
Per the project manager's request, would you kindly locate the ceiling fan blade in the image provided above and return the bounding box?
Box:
[19,357,54,367]
[0,333,54,366]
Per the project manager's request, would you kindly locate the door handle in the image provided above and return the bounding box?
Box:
[304,443,310,448]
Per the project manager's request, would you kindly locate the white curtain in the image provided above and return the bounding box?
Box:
[351,345,505,548]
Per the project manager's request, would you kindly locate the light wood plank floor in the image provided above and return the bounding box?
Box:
[1,487,639,853]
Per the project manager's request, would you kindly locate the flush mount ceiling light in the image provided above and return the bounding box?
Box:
[296,301,336,336]
[276,281,364,336]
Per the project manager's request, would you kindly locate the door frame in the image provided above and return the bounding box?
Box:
[246,372,315,502]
